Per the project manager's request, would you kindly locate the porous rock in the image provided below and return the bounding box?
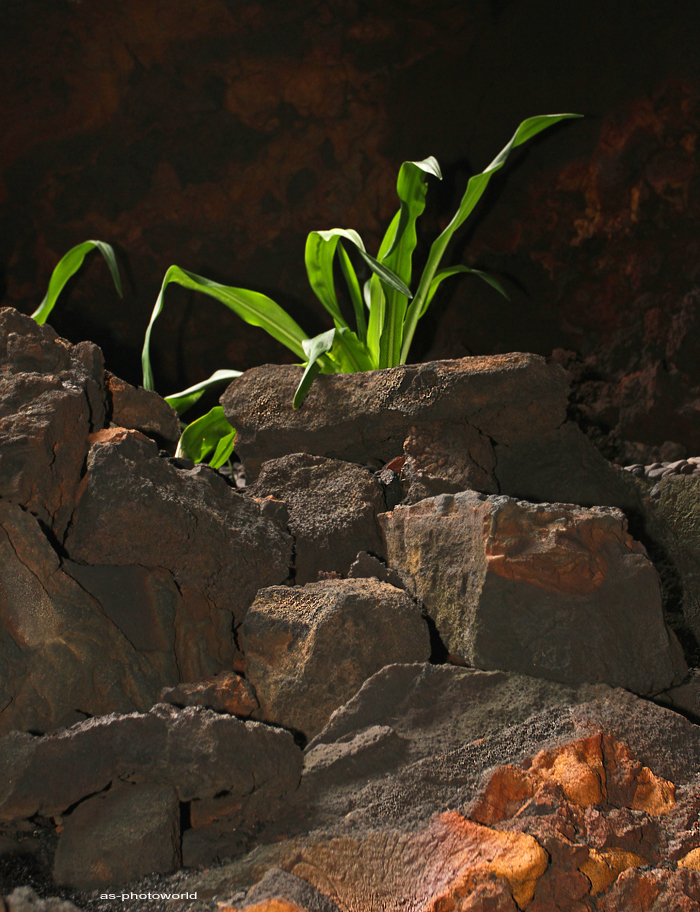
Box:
[160,672,258,718]
[221,355,638,510]
[227,867,341,912]
[52,781,180,890]
[246,454,386,583]
[0,307,105,536]
[3,887,80,912]
[0,500,171,736]
[105,371,181,448]
[63,427,293,624]
[0,703,301,821]
[380,491,686,694]
[240,579,431,739]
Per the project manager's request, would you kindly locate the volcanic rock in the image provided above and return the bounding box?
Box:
[246,454,386,583]
[221,355,639,510]
[52,782,180,890]
[240,579,431,739]
[63,427,293,625]
[380,491,686,693]
[3,887,80,912]
[0,500,170,736]
[160,672,258,718]
[226,867,341,912]
[0,308,105,536]
[105,371,181,449]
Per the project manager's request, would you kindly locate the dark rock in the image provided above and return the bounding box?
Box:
[0,500,170,736]
[240,579,431,739]
[246,454,386,583]
[160,672,258,718]
[380,491,686,694]
[0,308,106,536]
[303,725,409,788]
[52,782,180,890]
[0,703,301,821]
[105,371,181,448]
[63,427,293,625]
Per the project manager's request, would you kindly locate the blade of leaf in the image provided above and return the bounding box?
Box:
[366,211,400,362]
[324,326,374,374]
[400,113,582,363]
[142,265,309,391]
[379,156,441,367]
[31,240,122,325]
[422,265,510,317]
[337,242,366,342]
[176,405,237,469]
[294,328,337,408]
[165,369,243,416]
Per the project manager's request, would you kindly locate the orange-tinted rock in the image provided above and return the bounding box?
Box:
[381,492,686,693]
[105,372,180,448]
[160,672,258,718]
[579,847,648,894]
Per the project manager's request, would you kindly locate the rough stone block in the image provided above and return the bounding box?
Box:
[240,579,431,739]
[380,491,686,693]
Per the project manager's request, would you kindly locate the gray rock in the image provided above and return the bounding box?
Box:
[0,308,106,537]
[239,868,341,911]
[380,491,686,694]
[0,703,301,821]
[240,579,431,739]
[4,887,80,912]
[657,668,700,721]
[303,725,409,787]
[247,454,386,583]
[63,427,293,625]
[52,782,180,890]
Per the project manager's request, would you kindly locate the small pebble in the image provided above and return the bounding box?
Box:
[647,467,667,479]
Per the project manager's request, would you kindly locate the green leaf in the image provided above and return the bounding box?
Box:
[293,328,336,409]
[165,369,243,416]
[337,242,366,341]
[324,326,374,374]
[176,406,236,469]
[142,265,309,391]
[379,156,442,367]
[305,228,412,330]
[422,265,510,316]
[31,240,122,325]
[400,113,582,363]
[366,211,400,361]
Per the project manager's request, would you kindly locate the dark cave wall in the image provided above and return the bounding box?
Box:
[2,0,700,458]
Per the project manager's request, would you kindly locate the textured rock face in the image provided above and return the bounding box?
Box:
[0,703,301,824]
[52,782,181,890]
[0,500,171,736]
[160,672,258,718]
[247,454,386,583]
[63,427,292,625]
[240,579,431,739]
[105,372,181,448]
[0,308,105,536]
[221,355,639,510]
[380,491,686,694]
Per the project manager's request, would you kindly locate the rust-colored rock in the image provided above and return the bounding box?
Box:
[160,672,258,718]
[380,491,686,693]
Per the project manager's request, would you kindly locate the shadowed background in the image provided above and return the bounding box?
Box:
[3,0,700,461]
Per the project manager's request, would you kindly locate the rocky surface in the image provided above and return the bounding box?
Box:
[380,491,686,693]
[63,426,292,625]
[240,580,431,739]
[246,454,386,584]
[105,372,181,450]
[221,356,639,511]
[159,672,258,718]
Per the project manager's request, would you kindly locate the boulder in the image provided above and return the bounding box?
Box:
[63,427,293,625]
[240,579,431,739]
[105,371,181,449]
[0,308,105,536]
[52,782,180,890]
[246,454,387,583]
[380,491,686,694]
[0,703,301,822]
[0,500,171,736]
[221,355,639,510]
[160,672,258,718]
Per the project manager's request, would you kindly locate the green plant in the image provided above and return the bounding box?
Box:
[142,113,581,420]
